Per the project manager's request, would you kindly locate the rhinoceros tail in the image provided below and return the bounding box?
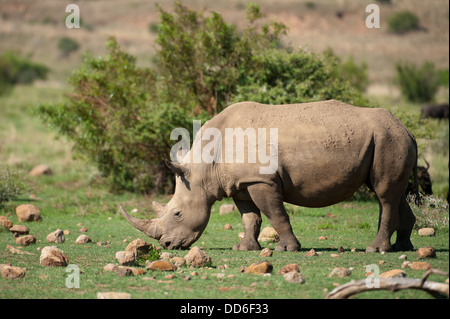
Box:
[412,140,421,206]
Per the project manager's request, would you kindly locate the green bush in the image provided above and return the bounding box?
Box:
[395,61,440,103]
[37,3,370,193]
[0,51,49,95]
[58,37,80,57]
[0,165,29,207]
[387,11,420,34]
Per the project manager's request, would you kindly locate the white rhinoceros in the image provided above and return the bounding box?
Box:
[121,100,418,253]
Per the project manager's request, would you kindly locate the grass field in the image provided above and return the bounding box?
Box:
[0,85,448,299]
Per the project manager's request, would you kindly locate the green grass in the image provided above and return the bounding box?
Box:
[0,85,449,299]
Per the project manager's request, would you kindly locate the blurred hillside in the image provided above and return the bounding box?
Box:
[0,0,448,96]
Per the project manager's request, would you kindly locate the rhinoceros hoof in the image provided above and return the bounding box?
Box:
[392,240,414,252]
[233,240,261,251]
[365,244,393,253]
[275,240,301,252]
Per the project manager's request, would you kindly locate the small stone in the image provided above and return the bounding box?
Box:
[284,271,305,284]
[224,224,233,230]
[146,260,177,271]
[103,263,118,272]
[0,216,13,229]
[380,269,406,279]
[337,246,345,253]
[305,249,318,257]
[219,204,236,215]
[401,261,411,269]
[79,226,88,232]
[258,227,279,243]
[159,252,173,260]
[47,229,65,243]
[418,227,435,237]
[6,245,35,255]
[399,254,407,260]
[63,230,70,235]
[125,238,151,257]
[115,251,135,266]
[16,235,36,246]
[9,225,29,236]
[330,254,340,258]
[329,267,352,278]
[117,268,133,277]
[16,204,41,222]
[76,234,92,244]
[165,274,176,279]
[40,246,69,267]
[278,264,299,275]
[29,164,52,176]
[409,261,432,271]
[416,246,436,258]
[259,247,273,257]
[131,268,146,276]
[97,292,131,299]
[190,271,199,276]
[245,261,273,275]
[1,265,26,279]
[184,246,211,267]
[319,236,328,240]
[238,232,245,240]
[171,256,186,267]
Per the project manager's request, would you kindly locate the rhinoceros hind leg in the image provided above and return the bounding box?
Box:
[247,183,301,252]
[392,196,415,251]
[233,199,262,251]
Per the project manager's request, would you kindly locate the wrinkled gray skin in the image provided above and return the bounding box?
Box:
[121,100,418,253]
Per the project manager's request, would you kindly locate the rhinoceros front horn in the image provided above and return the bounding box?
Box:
[119,206,162,240]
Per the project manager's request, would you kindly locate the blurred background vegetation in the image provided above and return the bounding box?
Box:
[0,0,448,198]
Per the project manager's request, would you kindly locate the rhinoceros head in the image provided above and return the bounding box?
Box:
[120,160,214,250]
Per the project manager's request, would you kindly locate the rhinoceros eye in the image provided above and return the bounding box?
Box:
[173,210,182,219]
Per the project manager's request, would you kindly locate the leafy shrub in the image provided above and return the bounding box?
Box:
[58,37,80,57]
[387,11,420,34]
[395,61,440,103]
[0,165,29,207]
[0,51,49,95]
[37,3,369,193]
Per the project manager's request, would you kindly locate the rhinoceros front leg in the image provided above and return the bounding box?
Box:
[247,183,301,252]
[232,198,262,251]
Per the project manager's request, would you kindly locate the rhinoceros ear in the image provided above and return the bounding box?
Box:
[165,159,190,178]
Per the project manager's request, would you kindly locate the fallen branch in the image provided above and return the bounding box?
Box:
[326,269,449,299]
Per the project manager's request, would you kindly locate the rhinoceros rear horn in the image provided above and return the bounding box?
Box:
[119,206,162,240]
[152,201,166,217]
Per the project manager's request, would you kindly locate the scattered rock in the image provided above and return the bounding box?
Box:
[319,236,328,240]
[9,225,29,237]
[284,271,305,284]
[165,274,176,279]
[76,234,92,245]
[79,226,88,232]
[329,267,352,278]
[337,246,345,253]
[416,246,436,258]
[0,216,13,229]
[6,245,35,255]
[16,235,36,246]
[258,227,279,243]
[278,264,299,275]
[380,269,406,279]
[117,267,133,277]
[219,204,236,215]
[146,260,177,271]
[103,263,118,272]
[305,249,318,257]
[245,261,273,275]
[238,232,245,240]
[418,227,435,237]
[1,265,26,279]
[125,238,151,257]
[63,230,70,235]
[29,164,52,176]
[409,261,432,271]
[40,246,69,267]
[115,251,135,266]
[184,246,211,267]
[159,252,173,260]
[401,261,411,269]
[97,292,131,299]
[399,254,407,260]
[330,254,340,258]
[47,229,65,243]
[171,256,186,267]
[16,204,41,222]
[259,247,273,257]
[224,224,233,230]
